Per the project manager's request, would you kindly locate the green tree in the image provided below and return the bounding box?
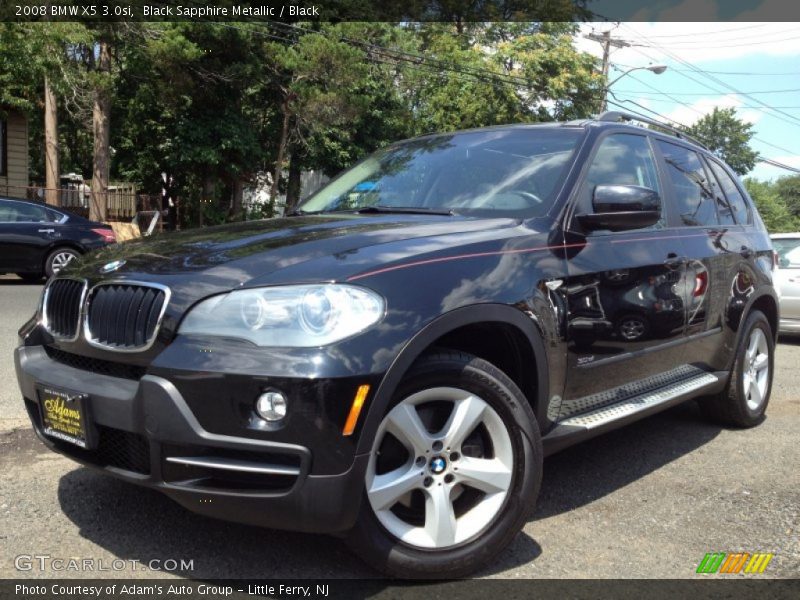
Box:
[743,178,797,233]
[774,175,800,221]
[686,107,758,176]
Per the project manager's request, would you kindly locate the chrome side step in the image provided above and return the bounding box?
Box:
[560,372,719,429]
[165,456,300,476]
[543,371,722,455]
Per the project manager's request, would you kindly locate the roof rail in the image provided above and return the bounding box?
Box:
[596,111,708,150]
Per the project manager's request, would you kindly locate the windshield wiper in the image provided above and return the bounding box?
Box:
[355,205,455,216]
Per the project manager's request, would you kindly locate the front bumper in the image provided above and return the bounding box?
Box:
[15,346,368,534]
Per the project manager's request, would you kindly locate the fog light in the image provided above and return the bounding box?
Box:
[255,391,288,422]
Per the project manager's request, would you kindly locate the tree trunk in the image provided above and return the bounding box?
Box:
[231,177,244,219]
[285,152,302,213]
[90,40,111,222]
[44,76,59,207]
[269,98,291,214]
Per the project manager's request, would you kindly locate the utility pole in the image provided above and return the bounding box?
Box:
[585,30,630,112]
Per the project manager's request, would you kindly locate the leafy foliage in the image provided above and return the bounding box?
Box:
[2,19,604,226]
[686,107,758,176]
[744,177,800,233]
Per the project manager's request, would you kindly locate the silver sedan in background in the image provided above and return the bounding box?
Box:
[772,233,800,334]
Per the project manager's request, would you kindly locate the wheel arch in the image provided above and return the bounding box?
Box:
[725,287,779,372]
[747,291,779,342]
[355,304,550,455]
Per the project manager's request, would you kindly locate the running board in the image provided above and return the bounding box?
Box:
[165,456,301,476]
[543,372,722,455]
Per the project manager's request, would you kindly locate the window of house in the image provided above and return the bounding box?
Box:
[656,140,718,227]
[707,158,751,225]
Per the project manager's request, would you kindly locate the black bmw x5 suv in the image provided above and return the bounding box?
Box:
[16,112,778,578]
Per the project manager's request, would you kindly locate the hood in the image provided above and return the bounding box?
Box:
[67,214,520,290]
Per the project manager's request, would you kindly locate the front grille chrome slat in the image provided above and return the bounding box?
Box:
[42,278,87,341]
[84,281,170,352]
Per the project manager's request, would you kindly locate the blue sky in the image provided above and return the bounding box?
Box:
[575,18,800,181]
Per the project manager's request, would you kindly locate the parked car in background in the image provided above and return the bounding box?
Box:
[771,233,800,333]
[16,112,778,578]
[0,197,115,280]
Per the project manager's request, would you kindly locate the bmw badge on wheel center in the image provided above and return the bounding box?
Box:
[16,113,779,579]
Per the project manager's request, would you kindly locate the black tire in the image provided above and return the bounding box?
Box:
[698,310,774,428]
[16,272,43,283]
[44,247,81,278]
[345,350,542,579]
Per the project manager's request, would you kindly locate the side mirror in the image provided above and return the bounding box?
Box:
[577,184,662,232]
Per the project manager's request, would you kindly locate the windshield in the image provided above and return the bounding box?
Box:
[299,128,582,218]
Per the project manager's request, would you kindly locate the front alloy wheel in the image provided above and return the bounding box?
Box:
[346,351,542,579]
[366,387,514,549]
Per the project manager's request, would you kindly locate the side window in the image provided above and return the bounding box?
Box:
[576,133,663,229]
[6,202,47,222]
[45,208,64,223]
[708,159,751,225]
[656,140,718,227]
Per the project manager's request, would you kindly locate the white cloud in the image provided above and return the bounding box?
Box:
[662,94,763,126]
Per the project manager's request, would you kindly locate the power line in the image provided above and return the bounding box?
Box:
[620,23,800,129]
[635,32,800,48]
[605,99,800,174]
[237,20,800,173]
[611,61,800,77]
[150,16,800,175]
[612,87,800,96]
[636,24,772,38]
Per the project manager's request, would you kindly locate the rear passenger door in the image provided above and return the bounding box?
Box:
[560,132,689,417]
[653,140,732,367]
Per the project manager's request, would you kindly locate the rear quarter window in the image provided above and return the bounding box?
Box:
[707,159,751,225]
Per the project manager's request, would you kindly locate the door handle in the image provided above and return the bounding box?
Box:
[38,228,55,233]
[740,246,754,259]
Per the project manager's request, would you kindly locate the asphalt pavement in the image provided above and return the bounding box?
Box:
[0,274,797,579]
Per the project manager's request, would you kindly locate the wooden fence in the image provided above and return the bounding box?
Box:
[0,183,156,221]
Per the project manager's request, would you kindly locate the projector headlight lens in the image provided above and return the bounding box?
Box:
[179,284,384,347]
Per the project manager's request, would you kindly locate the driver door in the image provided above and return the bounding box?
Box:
[560,132,690,419]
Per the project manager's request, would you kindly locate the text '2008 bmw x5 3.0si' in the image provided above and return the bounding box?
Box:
[16,112,779,578]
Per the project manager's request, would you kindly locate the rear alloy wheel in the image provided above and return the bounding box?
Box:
[346,351,542,579]
[699,310,774,427]
[45,247,80,277]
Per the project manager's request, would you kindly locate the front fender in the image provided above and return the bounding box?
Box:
[354,303,552,455]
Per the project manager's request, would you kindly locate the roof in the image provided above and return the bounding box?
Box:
[406,111,708,152]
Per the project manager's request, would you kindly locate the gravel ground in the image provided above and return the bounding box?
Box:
[0,274,797,579]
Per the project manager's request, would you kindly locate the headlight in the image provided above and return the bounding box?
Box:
[178,284,385,347]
